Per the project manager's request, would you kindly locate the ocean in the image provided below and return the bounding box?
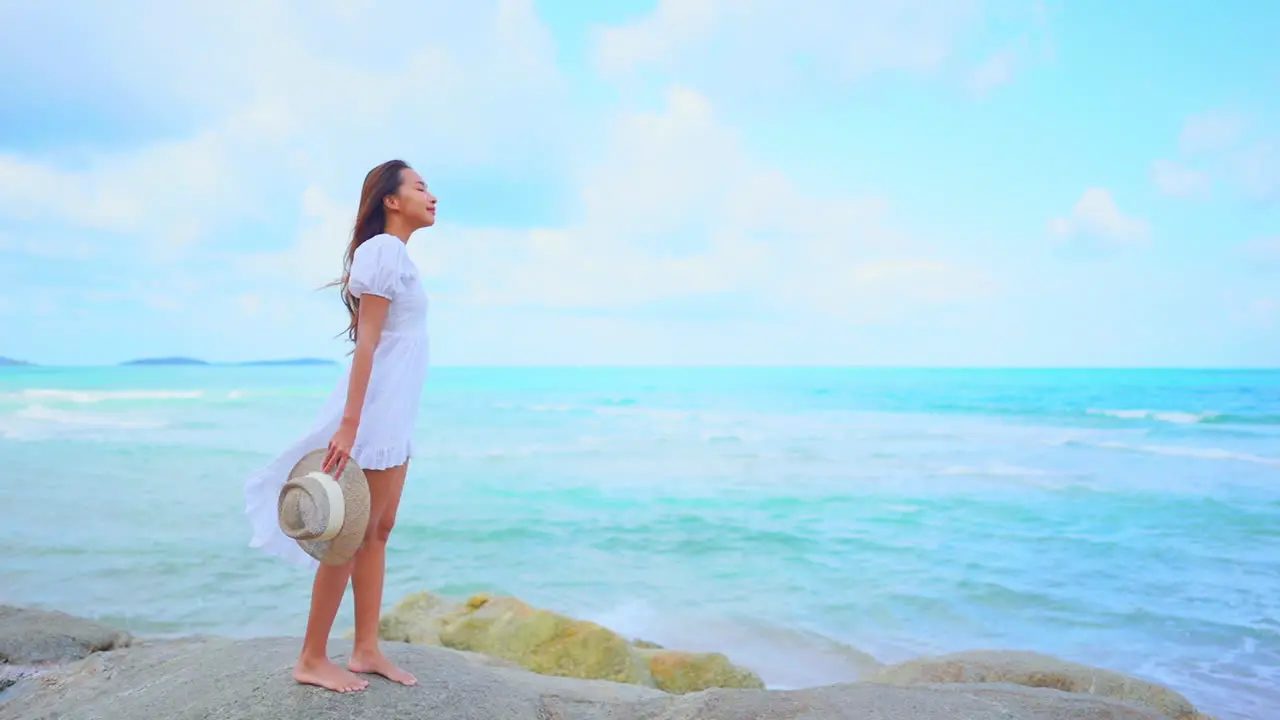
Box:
[1,365,1277,719]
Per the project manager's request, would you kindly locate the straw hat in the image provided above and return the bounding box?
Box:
[277,449,371,565]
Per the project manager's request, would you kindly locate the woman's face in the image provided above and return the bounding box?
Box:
[389,168,437,229]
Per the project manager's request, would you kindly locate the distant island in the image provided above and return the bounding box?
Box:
[237,358,337,366]
[119,357,336,367]
[120,357,210,366]
[0,356,31,366]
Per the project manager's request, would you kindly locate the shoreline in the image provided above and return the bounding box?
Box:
[0,595,1222,720]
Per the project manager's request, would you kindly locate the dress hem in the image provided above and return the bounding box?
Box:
[351,439,413,472]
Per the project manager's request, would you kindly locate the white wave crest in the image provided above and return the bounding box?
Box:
[1092,441,1280,467]
[0,404,166,440]
[1,389,205,403]
[585,599,884,689]
[1087,408,1218,424]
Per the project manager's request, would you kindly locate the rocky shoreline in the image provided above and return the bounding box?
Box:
[0,596,1219,719]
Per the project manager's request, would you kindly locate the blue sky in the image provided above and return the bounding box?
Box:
[1,0,1277,367]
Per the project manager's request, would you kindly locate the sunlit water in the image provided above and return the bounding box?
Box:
[1,366,1277,719]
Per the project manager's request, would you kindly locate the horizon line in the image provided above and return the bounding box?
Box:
[3,360,1278,371]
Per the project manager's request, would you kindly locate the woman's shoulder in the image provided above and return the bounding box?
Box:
[361,233,407,250]
[355,234,408,261]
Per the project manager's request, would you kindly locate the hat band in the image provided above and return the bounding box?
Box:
[304,470,346,542]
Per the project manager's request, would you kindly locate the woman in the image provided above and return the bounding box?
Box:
[244,159,436,693]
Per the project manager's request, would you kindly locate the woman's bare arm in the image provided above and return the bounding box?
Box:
[323,294,390,475]
[342,295,391,428]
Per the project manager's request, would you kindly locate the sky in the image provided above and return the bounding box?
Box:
[1,0,1278,367]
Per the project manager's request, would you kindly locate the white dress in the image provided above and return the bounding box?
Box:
[243,233,430,570]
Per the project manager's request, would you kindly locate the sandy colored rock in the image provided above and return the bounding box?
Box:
[0,635,1181,720]
[377,590,462,645]
[637,682,1174,720]
[0,635,662,720]
[868,649,1215,720]
[438,593,654,686]
[0,665,40,694]
[637,648,765,694]
[0,605,131,666]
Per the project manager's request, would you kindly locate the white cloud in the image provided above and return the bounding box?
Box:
[1235,137,1280,202]
[235,185,359,290]
[1160,109,1279,205]
[235,84,993,332]
[0,1,1023,363]
[0,102,291,257]
[966,49,1018,96]
[409,87,991,320]
[1244,298,1279,328]
[594,0,983,86]
[0,0,569,262]
[1243,236,1280,263]
[0,235,99,261]
[1048,188,1150,248]
[1178,110,1248,154]
[1150,159,1211,198]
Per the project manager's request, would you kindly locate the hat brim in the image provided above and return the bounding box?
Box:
[282,449,371,566]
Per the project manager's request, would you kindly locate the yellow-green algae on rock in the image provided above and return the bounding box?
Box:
[438,593,653,686]
[637,647,765,693]
[377,590,765,693]
[377,590,458,645]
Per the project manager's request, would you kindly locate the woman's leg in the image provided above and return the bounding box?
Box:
[348,461,417,685]
[293,561,368,692]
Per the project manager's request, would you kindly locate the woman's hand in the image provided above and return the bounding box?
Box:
[322,418,358,477]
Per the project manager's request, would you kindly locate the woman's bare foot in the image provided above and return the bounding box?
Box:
[348,648,418,686]
[294,656,369,693]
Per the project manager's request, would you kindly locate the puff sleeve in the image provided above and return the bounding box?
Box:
[347,235,406,300]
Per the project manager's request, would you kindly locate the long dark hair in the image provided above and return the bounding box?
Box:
[330,160,411,344]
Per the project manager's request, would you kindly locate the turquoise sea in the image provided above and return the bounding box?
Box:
[1,365,1277,719]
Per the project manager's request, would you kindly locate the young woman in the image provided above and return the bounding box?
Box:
[244,159,436,693]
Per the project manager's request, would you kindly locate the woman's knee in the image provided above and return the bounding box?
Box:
[374,514,396,543]
[363,513,397,545]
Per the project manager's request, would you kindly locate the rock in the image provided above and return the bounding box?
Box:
[0,635,1179,720]
[645,682,1175,720]
[381,591,766,694]
[637,648,765,694]
[377,590,462,646]
[437,593,655,687]
[0,665,40,694]
[867,649,1216,720]
[0,605,131,666]
[0,635,659,720]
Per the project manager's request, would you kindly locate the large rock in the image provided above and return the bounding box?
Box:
[0,605,132,666]
[377,590,461,646]
[438,593,655,686]
[0,605,132,693]
[380,591,766,694]
[867,650,1216,720]
[0,635,1178,720]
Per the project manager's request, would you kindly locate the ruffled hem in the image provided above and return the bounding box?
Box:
[351,438,412,471]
